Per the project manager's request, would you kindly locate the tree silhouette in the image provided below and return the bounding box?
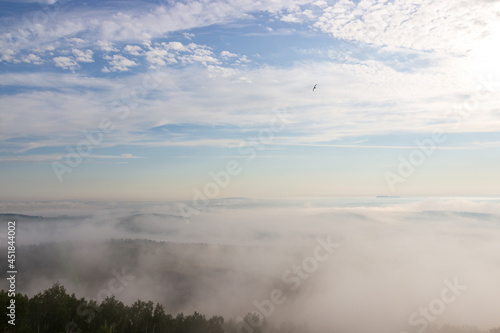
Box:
[0,282,494,333]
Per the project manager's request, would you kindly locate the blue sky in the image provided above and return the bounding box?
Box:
[1,0,500,201]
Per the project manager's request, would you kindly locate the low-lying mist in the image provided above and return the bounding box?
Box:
[1,197,499,333]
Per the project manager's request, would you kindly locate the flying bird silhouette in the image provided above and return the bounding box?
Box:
[312,84,317,91]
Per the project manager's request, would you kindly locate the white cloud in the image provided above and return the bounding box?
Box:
[278,3,317,23]
[69,38,86,44]
[53,56,78,70]
[183,32,195,40]
[22,54,43,64]
[124,45,142,56]
[0,0,319,55]
[281,14,302,23]
[17,0,59,3]
[0,153,141,162]
[312,0,327,8]
[144,46,177,67]
[143,41,220,68]
[236,55,250,64]
[0,154,65,162]
[2,49,17,63]
[89,153,142,159]
[118,153,141,158]
[1,56,498,155]
[1,17,86,57]
[72,49,94,63]
[2,0,500,154]
[96,40,118,53]
[34,45,55,53]
[179,44,219,65]
[165,41,186,52]
[220,50,238,58]
[105,54,137,72]
[0,72,119,90]
[302,9,315,19]
[313,0,500,55]
[207,65,239,78]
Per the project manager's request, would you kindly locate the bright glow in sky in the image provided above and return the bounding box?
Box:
[1,0,500,200]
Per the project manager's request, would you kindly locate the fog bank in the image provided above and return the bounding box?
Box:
[1,197,499,333]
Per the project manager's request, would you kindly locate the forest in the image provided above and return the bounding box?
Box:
[1,283,500,333]
[1,282,227,333]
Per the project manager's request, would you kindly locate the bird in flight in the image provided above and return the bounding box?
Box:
[312,84,317,91]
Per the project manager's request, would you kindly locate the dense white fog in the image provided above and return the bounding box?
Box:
[1,197,500,333]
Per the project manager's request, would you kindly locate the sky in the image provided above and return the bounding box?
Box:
[1,0,500,201]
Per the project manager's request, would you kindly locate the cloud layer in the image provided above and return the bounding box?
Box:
[1,0,500,199]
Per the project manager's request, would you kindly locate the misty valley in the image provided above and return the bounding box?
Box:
[1,198,500,333]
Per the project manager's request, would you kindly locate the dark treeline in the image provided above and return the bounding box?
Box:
[0,283,295,333]
[1,282,229,333]
[2,283,500,333]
